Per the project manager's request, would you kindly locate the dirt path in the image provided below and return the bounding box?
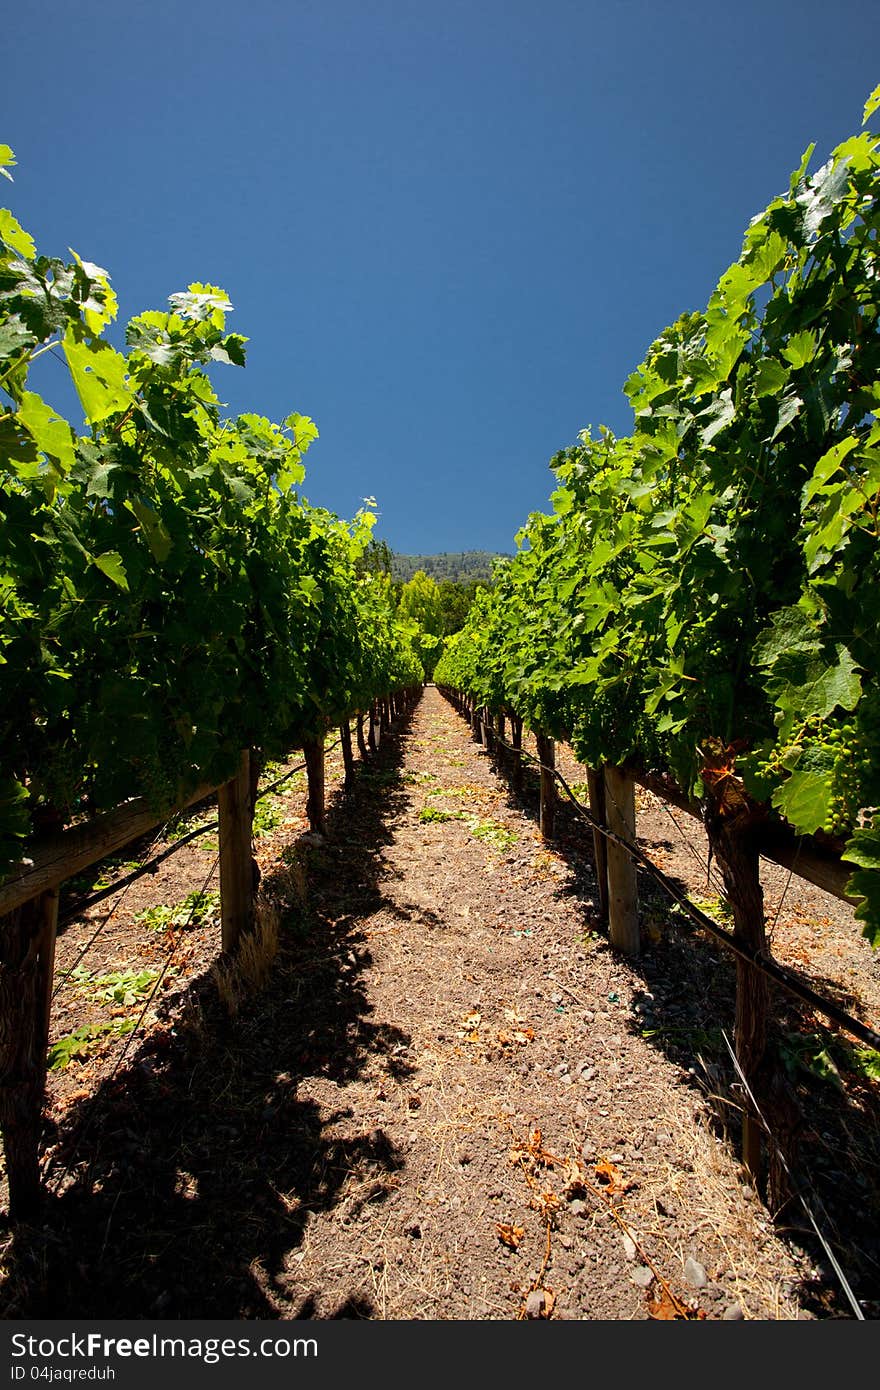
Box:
[2,688,877,1319]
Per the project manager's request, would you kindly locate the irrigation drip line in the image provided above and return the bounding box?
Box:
[54,823,172,994]
[54,727,352,972]
[452,697,880,1054]
[60,756,318,923]
[720,1030,865,1321]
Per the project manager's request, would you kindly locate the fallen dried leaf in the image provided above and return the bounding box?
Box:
[648,1288,707,1321]
[496,1222,525,1249]
[560,1157,587,1197]
[595,1158,626,1195]
[531,1190,562,1221]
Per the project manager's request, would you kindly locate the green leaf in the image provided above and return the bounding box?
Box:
[770,391,803,441]
[62,329,135,425]
[752,358,789,399]
[803,436,860,502]
[286,413,319,451]
[125,497,172,562]
[848,867,880,948]
[168,284,232,325]
[17,391,76,473]
[0,208,35,258]
[798,155,852,238]
[0,317,36,363]
[699,390,735,445]
[92,551,130,590]
[863,84,880,125]
[0,777,30,841]
[843,828,880,873]
[782,330,819,370]
[771,769,832,833]
[0,144,15,181]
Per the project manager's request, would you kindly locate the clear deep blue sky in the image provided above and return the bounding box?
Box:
[2,1,876,554]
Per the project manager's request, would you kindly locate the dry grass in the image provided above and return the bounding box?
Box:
[211,898,280,1018]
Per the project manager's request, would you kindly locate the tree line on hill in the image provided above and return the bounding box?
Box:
[390,550,507,583]
[359,541,500,677]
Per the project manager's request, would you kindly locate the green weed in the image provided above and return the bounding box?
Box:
[253,796,283,838]
[780,1031,880,1089]
[135,889,220,931]
[48,1019,135,1070]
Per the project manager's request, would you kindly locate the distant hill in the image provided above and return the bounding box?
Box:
[391,550,508,583]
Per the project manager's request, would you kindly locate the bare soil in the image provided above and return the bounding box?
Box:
[2,687,878,1320]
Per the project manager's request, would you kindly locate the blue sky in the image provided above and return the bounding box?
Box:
[2,1,876,554]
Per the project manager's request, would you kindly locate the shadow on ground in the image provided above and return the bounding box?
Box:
[1,708,419,1319]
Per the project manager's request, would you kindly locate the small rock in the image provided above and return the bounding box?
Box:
[569,1199,587,1217]
[580,1065,596,1082]
[525,1290,546,1319]
[631,1266,653,1288]
[684,1257,708,1288]
[722,1303,744,1320]
[559,1236,573,1250]
[622,1235,638,1261]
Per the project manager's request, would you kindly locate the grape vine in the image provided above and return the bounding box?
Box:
[0,144,423,873]
[436,86,880,944]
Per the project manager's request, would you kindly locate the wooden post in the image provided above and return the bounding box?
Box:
[218,749,255,953]
[303,737,326,836]
[494,712,506,769]
[703,780,770,1183]
[473,705,484,744]
[483,708,495,754]
[368,704,378,753]
[510,714,523,791]
[604,765,639,956]
[535,733,556,841]
[340,720,355,787]
[0,888,59,1219]
[586,766,609,922]
[356,712,369,761]
[381,697,392,733]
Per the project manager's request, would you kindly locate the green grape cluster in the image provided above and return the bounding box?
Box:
[823,720,864,835]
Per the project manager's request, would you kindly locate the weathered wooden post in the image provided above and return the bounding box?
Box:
[702,754,770,1182]
[586,766,609,922]
[509,713,523,791]
[340,719,355,787]
[535,733,556,841]
[496,711,506,768]
[303,737,326,837]
[356,712,369,760]
[603,765,639,955]
[368,703,379,753]
[483,708,495,754]
[218,749,256,952]
[0,887,60,1219]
